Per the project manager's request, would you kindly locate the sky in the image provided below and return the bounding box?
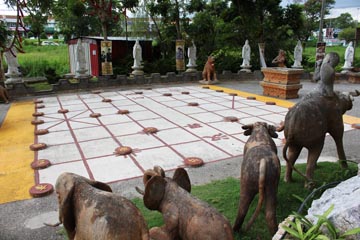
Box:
[1,0,360,20]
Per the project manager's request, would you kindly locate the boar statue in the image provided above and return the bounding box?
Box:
[54,172,149,240]
[233,122,280,235]
[280,90,358,188]
[136,166,234,240]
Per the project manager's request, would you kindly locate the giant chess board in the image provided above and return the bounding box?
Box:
[31,85,352,187]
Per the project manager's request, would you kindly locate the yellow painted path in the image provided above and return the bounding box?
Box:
[206,85,360,125]
[0,101,34,204]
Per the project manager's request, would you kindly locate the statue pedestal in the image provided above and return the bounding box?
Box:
[131,66,144,76]
[291,65,303,69]
[260,67,303,99]
[75,68,90,78]
[240,65,252,73]
[341,67,353,74]
[347,71,360,83]
[5,74,22,87]
[186,65,197,73]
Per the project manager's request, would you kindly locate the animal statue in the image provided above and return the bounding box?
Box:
[136,166,234,240]
[272,49,286,67]
[54,172,149,240]
[233,122,280,235]
[0,85,10,104]
[200,56,218,84]
[279,90,358,188]
[313,52,340,97]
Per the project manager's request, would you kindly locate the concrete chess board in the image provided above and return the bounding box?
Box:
[32,85,352,186]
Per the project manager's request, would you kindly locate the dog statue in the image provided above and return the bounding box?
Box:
[233,122,280,235]
[199,56,218,84]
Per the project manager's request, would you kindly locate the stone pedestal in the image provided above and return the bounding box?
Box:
[5,76,23,87]
[240,65,252,73]
[186,65,197,73]
[260,67,303,99]
[341,67,353,74]
[76,67,88,76]
[347,71,360,83]
[131,66,144,76]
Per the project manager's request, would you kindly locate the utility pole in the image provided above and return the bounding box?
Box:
[314,0,326,77]
[318,0,326,42]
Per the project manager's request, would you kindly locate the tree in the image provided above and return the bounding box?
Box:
[24,12,47,45]
[52,0,101,40]
[332,13,356,29]
[52,0,138,41]
[303,0,335,41]
[338,27,356,43]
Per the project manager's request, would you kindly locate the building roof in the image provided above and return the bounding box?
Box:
[71,36,152,41]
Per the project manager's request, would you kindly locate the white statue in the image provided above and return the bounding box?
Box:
[187,40,197,67]
[241,40,251,67]
[76,38,87,73]
[343,41,354,69]
[133,39,142,68]
[292,40,303,68]
[4,46,21,77]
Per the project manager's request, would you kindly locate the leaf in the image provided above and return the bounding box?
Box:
[341,227,360,237]
[295,219,304,237]
[281,225,302,238]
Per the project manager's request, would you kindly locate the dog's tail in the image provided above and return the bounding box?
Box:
[283,141,309,181]
[245,158,266,232]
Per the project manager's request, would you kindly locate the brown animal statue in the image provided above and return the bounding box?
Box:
[280,90,359,188]
[200,56,218,84]
[272,49,286,67]
[233,122,280,235]
[54,172,149,240]
[136,166,234,240]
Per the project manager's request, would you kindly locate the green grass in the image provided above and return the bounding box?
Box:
[132,162,357,240]
[303,45,360,72]
[56,162,357,239]
[17,44,69,77]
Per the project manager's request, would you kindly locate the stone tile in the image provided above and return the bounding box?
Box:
[37,143,82,164]
[73,126,111,142]
[116,133,164,150]
[106,122,143,136]
[88,156,143,183]
[189,112,224,123]
[37,130,74,145]
[78,138,119,159]
[38,161,89,186]
[155,128,200,145]
[172,140,231,162]
[134,146,184,171]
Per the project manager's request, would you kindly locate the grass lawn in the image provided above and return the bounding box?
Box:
[57,162,358,240]
[130,161,358,240]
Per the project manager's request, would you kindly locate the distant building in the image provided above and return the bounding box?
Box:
[0,13,28,36]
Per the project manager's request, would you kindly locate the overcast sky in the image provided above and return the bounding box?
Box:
[1,0,360,14]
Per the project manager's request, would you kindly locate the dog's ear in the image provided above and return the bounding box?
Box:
[173,168,191,193]
[242,124,253,136]
[267,124,278,138]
